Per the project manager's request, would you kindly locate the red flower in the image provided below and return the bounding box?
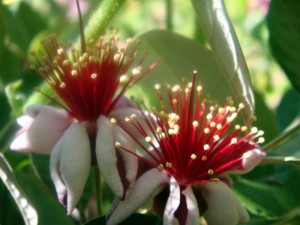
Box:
[108,71,265,225]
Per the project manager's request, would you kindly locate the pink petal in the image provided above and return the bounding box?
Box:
[96,116,124,199]
[164,178,199,225]
[230,148,266,174]
[50,122,91,214]
[106,168,169,225]
[202,181,249,225]
[10,105,72,154]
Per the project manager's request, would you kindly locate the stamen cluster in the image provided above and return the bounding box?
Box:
[116,71,264,185]
[33,34,154,123]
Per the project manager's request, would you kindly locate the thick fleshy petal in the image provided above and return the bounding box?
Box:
[106,168,169,225]
[202,181,249,225]
[229,148,266,174]
[96,116,124,199]
[113,125,138,193]
[50,122,91,214]
[10,105,72,154]
[164,178,199,225]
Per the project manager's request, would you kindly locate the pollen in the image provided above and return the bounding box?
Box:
[216,124,222,130]
[157,163,164,171]
[191,154,197,160]
[197,85,202,91]
[172,85,180,92]
[110,118,117,124]
[114,53,121,61]
[213,135,220,141]
[120,75,127,82]
[132,66,142,75]
[201,156,207,161]
[154,84,161,90]
[124,117,130,122]
[218,107,225,113]
[59,82,66,88]
[204,144,210,150]
[239,103,245,109]
[192,121,199,127]
[208,169,214,175]
[166,162,172,168]
[91,73,97,79]
[258,137,265,143]
[235,125,241,130]
[210,122,216,128]
[130,114,137,120]
[206,113,213,120]
[145,136,152,143]
[241,126,248,132]
[156,127,163,133]
[71,70,78,76]
[115,142,121,147]
[204,128,210,134]
[57,48,64,55]
[231,138,238,144]
[251,127,258,134]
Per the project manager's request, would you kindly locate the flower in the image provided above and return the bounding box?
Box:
[107,71,265,225]
[10,33,156,214]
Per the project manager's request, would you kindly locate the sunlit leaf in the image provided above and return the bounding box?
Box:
[0,153,38,225]
[129,29,246,120]
[191,0,254,121]
[267,0,300,93]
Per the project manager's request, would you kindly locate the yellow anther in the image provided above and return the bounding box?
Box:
[191,154,197,160]
[231,138,238,144]
[145,136,152,143]
[201,156,207,161]
[157,163,164,170]
[110,118,117,124]
[166,162,172,168]
[115,142,121,147]
[91,73,97,79]
[192,121,199,127]
[204,144,210,150]
[208,169,214,175]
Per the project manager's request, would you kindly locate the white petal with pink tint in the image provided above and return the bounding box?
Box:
[113,125,138,192]
[10,105,72,154]
[230,148,266,174]
[164,178,199,225]
[202,181,249,225]
[50,122,91,214]
[96,115,124,199]
[106,168,168,225]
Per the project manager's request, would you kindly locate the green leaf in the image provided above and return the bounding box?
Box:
[276,88,300,131]
[0,152,38,225]
[267,0,300,93]
[15,165,75,225]
[129,30,246,119]
[191,0,254,121]
[85,213,162,225]
[234,165,300,218]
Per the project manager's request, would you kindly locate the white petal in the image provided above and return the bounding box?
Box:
[230,148,266,174]
[202,181,249,225]
[113,125,138,192]
[96,116,124,199]
[50,122,91,214]
[11,105,72,154]
[164,178,199,225]
[107,168,168,225]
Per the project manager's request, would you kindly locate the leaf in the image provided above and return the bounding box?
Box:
[276,88,300,131]
[234,165,300,218]
[15,165,75,225]
[85,213,162,225]
[0,152,38,225]
[267,0,300,93]
[129,29,246,122]
[191,0,254,121]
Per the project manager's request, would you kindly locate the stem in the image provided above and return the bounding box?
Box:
[76,0,126,47]
[263,123,300,151]
[165,0,173,30]
[261,156,300,166]
[94,167,102,215]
